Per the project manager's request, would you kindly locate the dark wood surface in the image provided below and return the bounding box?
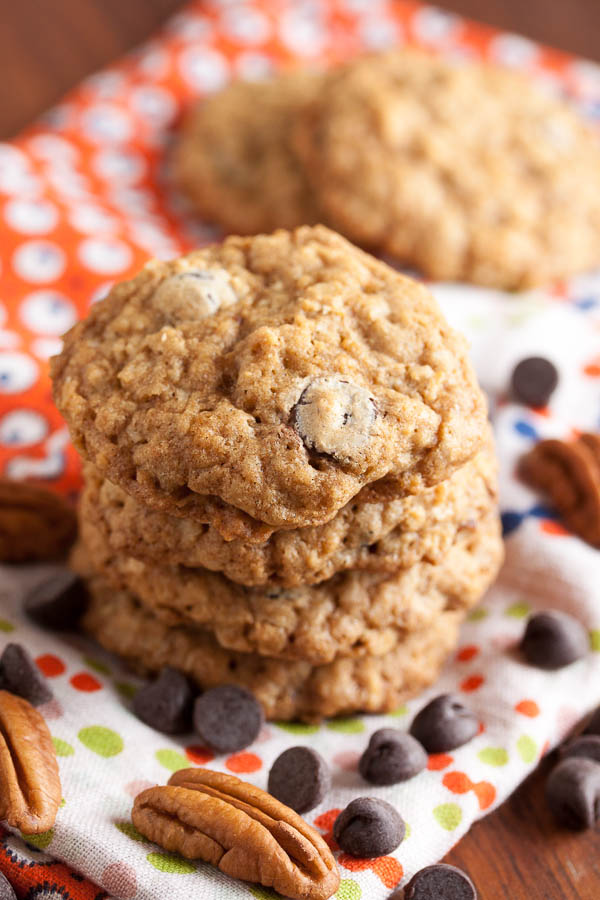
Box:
[445,752,600,900]
[437,0,600,64]
[2,0,600,139]
[1,1,599,897]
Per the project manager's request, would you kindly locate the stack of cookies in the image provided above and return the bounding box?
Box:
[53,226,503,721]
[174,50,600,290]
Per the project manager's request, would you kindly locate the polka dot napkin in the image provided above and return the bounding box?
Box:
[1,2,600,898]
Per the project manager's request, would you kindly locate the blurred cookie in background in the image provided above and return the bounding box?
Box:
[294,49,600,289]
[174,70,322,234]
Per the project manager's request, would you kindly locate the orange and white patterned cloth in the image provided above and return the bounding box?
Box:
[0,2,600,899]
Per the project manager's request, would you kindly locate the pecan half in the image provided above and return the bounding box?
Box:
[520,435,600,547]
[0,479,77,563]
[132,767,339,900]
[0,690,62,833]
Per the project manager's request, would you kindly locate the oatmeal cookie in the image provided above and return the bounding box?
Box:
[81,432,497,585]
[80,562,466,721]
[76,508,502,665]
[294,51,600,288]
[51,227,487,535]
[174,71,321,234]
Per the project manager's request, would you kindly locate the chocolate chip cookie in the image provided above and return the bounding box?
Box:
[51,227,487,534]
[294,51,600,289]
[174,71,321,234]
[75,507,502,665]
[80,561,467,721]
[80,431,497,586]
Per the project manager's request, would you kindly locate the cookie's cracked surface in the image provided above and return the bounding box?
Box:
[52,226,487,534]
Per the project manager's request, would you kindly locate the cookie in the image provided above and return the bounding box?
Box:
[294,51,600,289]
[51,227,487,535]
[81,431,497,585]
[75,508,502,665]
[174,72,321,234]
[79,563,466,721]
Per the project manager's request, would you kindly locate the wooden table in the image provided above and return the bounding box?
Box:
[2,0,600,140]
[2,1,599,897]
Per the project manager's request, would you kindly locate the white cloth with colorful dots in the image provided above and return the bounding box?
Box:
[0,2,599,898]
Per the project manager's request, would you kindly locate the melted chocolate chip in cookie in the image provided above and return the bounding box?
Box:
[152,269,238,320]
[291,377,377,463]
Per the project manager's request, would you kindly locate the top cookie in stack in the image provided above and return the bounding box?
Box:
[174,50,600,290]
[53,226,502,720]
[52,226,487,537]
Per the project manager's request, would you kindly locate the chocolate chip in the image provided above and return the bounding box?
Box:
[152,269,238,319]
[23,570,88,630]
[0,643,52,707]
[132,667,193,734]
[546,757,600,829]
[403,864,478,899]
[520,610,589,670]
[268,746,331,813]
[291,377,376,462]
[333,797,405,858]
[561,735,600,765]
[359,728,427,785]
[584,706,600,735]
[0,872,16,900]
[409,694,478,753]
[511,356,558,407]
[194,684,264,753]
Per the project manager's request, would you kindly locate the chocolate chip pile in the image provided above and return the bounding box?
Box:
[51,226,504,723]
